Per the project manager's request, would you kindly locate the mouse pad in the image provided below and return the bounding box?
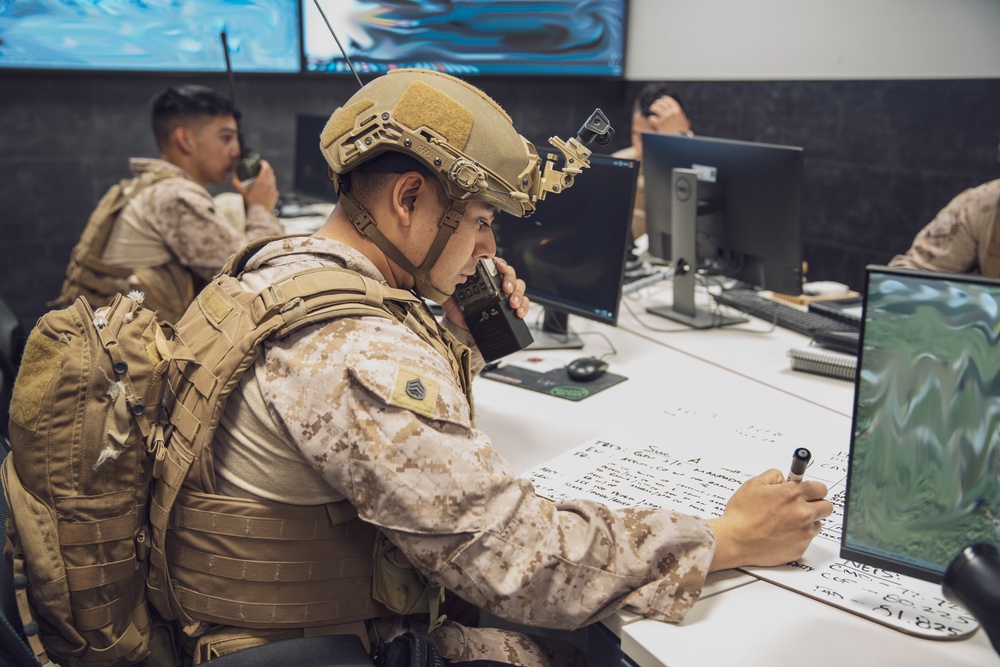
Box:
[481,363,627,401]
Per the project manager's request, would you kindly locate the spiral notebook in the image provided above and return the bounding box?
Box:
[787,345,857,381]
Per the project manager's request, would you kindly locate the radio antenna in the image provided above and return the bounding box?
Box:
[220,30,238,104]
[312,0,364,89]
[219,29,262,184]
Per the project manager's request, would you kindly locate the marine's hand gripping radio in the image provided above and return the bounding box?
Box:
[451,109,614,361]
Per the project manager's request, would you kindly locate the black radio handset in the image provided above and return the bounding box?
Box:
[451,259,534,362]
[220,30,261,186]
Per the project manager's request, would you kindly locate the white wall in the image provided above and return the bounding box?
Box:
[626,0,1000,80]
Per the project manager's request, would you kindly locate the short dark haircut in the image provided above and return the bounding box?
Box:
[151,85,240,149]
[346,152,448,210]
[634,83,685,117]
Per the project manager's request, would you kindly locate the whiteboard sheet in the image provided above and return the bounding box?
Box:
[524,403,979,641]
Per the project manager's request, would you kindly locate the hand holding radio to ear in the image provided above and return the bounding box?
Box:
[494,257,530,319]
[233,159,280,212]
[442,257,530,333]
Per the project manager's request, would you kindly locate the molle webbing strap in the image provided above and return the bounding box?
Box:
[250,266,422,339]
[175,590,376,629]
[10,547,51,665]
[164,490,380,628]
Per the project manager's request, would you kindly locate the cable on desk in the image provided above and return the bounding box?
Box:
[621,274,780,335]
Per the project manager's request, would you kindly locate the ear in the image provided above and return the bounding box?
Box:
[173,126,195,155]
[392,172,426,227]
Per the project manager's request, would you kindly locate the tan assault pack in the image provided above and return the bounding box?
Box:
[50,168,198,324]
[3,237,432,666]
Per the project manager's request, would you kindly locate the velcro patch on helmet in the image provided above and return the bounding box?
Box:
[395,81,473,151]
[322,100,375,149]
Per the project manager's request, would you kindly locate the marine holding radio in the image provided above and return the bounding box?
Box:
[50,83,283,324]
[149,68,831,666]
[325,70,613,359]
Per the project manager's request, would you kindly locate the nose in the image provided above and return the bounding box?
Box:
[477,228,497,260]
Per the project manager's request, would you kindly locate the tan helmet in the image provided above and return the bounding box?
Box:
[318,68,604,303]
[320,68,542,218]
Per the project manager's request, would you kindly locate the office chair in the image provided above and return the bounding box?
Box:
[0,294,26,442]
[201,635,374,666]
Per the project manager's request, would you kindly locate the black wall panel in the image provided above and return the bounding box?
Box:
[1,72,997,329]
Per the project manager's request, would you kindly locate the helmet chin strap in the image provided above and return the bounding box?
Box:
[337,191,467,305]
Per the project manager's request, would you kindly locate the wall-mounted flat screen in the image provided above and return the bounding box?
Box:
[0,0,300,72]
[303,0,626,77]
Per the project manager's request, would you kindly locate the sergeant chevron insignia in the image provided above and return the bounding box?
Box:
[390,367,439,419]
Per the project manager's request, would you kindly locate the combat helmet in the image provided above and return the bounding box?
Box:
[320,68,608,303]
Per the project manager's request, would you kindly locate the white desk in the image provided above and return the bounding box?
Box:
[622,580,997,667]
[279,202,333,235]
[617,280,854,415]
[472,286,999,667]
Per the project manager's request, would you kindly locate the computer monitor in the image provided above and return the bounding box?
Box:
[492,151,639,349]
[841,265,1000,584]
[301,0,626,78]
[292,114,339,203]
[0,0,301,73]
[641,133,804,329]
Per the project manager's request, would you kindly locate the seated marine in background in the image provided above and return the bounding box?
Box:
[612,83,693,277]
[51,84,284,323]
[889,177,1000,276]
[612,82,693,244]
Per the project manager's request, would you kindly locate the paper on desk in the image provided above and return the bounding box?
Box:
[523,410,977,640]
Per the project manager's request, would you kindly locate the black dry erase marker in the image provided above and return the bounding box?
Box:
[787,447,811,482]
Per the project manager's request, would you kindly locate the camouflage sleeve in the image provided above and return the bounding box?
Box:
[245,203,285,241]
[261,316,715,630]
[146,181,283,281]
[888,182,1000,273]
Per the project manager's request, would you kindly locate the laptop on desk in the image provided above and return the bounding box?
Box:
[841,265,1000,583]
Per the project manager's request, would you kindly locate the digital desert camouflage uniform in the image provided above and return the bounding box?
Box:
[100,157,283,320]
[889,179,1000,276]
[204,235,717,666]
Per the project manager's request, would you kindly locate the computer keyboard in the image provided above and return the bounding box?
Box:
[714,289,860,336]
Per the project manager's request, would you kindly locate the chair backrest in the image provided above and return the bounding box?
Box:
[0,295,25,441]
[202,634,375,667]
[0,442,42,667]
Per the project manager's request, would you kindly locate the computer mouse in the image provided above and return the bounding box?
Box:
[565,357,609,383]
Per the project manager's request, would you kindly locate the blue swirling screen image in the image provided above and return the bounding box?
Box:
[304,0,624,76]
[845,273,1000,574]
[0,0,299,72]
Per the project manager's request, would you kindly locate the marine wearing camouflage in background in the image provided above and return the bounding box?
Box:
[889,179,1000,276]
[52,158,283,323]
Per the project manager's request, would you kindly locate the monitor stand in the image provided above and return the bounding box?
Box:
[526,308,584,350]
[646,168,746,330]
